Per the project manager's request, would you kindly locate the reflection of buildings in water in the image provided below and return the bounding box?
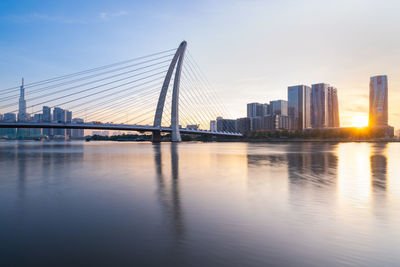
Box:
[310,143,338,185]
[246,144,287,168]
[245,143,338,187]
[16,143,27,199]
[369,143,388,223]
[153,143,184,240]
[287,143,338,187]
[13,142,85,200]
[246,144,289,190]
[370,143,388,192]
[286,143,339,211]
[39,142,84,182]
[247,153,287,167]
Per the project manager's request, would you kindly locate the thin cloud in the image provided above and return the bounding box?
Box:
[345,93,369,99]
[344,104,368,113]
[1,13,87,24]
[99,10,128,21]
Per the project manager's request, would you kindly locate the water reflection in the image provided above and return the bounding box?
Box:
[1,141,400,266]
[287,143,338,187]
[16,143,27,199]
[246,143,338,188]
[337,143,389,208]
[370,143,388,192]
[1,142,85,201]
[247,150,287,167]
[153,143,185,241]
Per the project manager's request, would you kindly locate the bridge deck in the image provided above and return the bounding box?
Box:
[0,122,242,137]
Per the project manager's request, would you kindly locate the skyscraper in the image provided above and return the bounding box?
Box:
[327,86,340,127]
[216,117,236,132]
[288,85,311,130]
[66,110,72,138]
[247,103,269,118]
[210,120,217,131]
[43,106,51,122]
[30,114,42,137]
[18,78,27,122]
[42,106,53,137]
[236,117,251,133]
[311,83,340,128]
[42,106,52,137]
[72,118,85,139]
[53,107,66,137]
[369,75,388,127]
[269,100,288,116]
[17,78,29,138]
[311,83,329,128]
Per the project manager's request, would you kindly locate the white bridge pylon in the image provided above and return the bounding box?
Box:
[152,41,187,142]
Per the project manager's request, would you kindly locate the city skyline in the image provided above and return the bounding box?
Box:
[1,0,399,130]
[0,73,394,138]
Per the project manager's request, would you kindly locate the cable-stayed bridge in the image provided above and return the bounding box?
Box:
[0,41,241,141]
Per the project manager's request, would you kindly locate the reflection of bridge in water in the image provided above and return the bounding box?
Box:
[153,143,185,243]
[0,41,241,142]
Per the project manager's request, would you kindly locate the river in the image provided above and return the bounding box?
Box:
[0,141,399,266]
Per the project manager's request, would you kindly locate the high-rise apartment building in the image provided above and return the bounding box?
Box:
[261,115,290,130]
[369,75,388,127]
[216,117,236,132]
[311,83,340,128]
[30,114,42,136]
[72,118,85,138]
[236,117,251,133]
[43,106,51,122]
[42,106,52,137]
[66,110,72,138]
[53,107,66,137]
[269,100,288,116]
[4,113,16,122]
[288,85,311,130]
[210,120,217,132]
[247,103,269,118]
[250,117,263,131]
[311,83,329,128]
[327,86,340,127]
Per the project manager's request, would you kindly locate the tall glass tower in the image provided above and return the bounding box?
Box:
[311,83,329,128]
[18,78,27,122]
[369,75,388,127]
[288,85,311,130]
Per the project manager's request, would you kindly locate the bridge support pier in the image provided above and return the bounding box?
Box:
[152,131,162,142]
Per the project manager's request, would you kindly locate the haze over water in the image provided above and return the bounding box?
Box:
[1,141,399,266]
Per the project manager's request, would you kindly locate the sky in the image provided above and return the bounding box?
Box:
[1,0,400,129]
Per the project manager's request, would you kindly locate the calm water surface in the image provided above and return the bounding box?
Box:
[1,141,399,266]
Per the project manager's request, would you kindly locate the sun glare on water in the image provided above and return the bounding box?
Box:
[351,115,369,127]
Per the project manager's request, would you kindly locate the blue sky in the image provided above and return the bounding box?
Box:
[1,0,400,128]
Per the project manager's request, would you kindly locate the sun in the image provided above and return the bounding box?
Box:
[350,115,369,127]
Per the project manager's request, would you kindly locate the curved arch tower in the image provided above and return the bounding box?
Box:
[152,41,187,142]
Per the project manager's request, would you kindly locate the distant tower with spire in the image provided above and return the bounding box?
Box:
[18,77,27,122]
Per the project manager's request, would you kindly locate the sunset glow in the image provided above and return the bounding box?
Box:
[350,115,369,128]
